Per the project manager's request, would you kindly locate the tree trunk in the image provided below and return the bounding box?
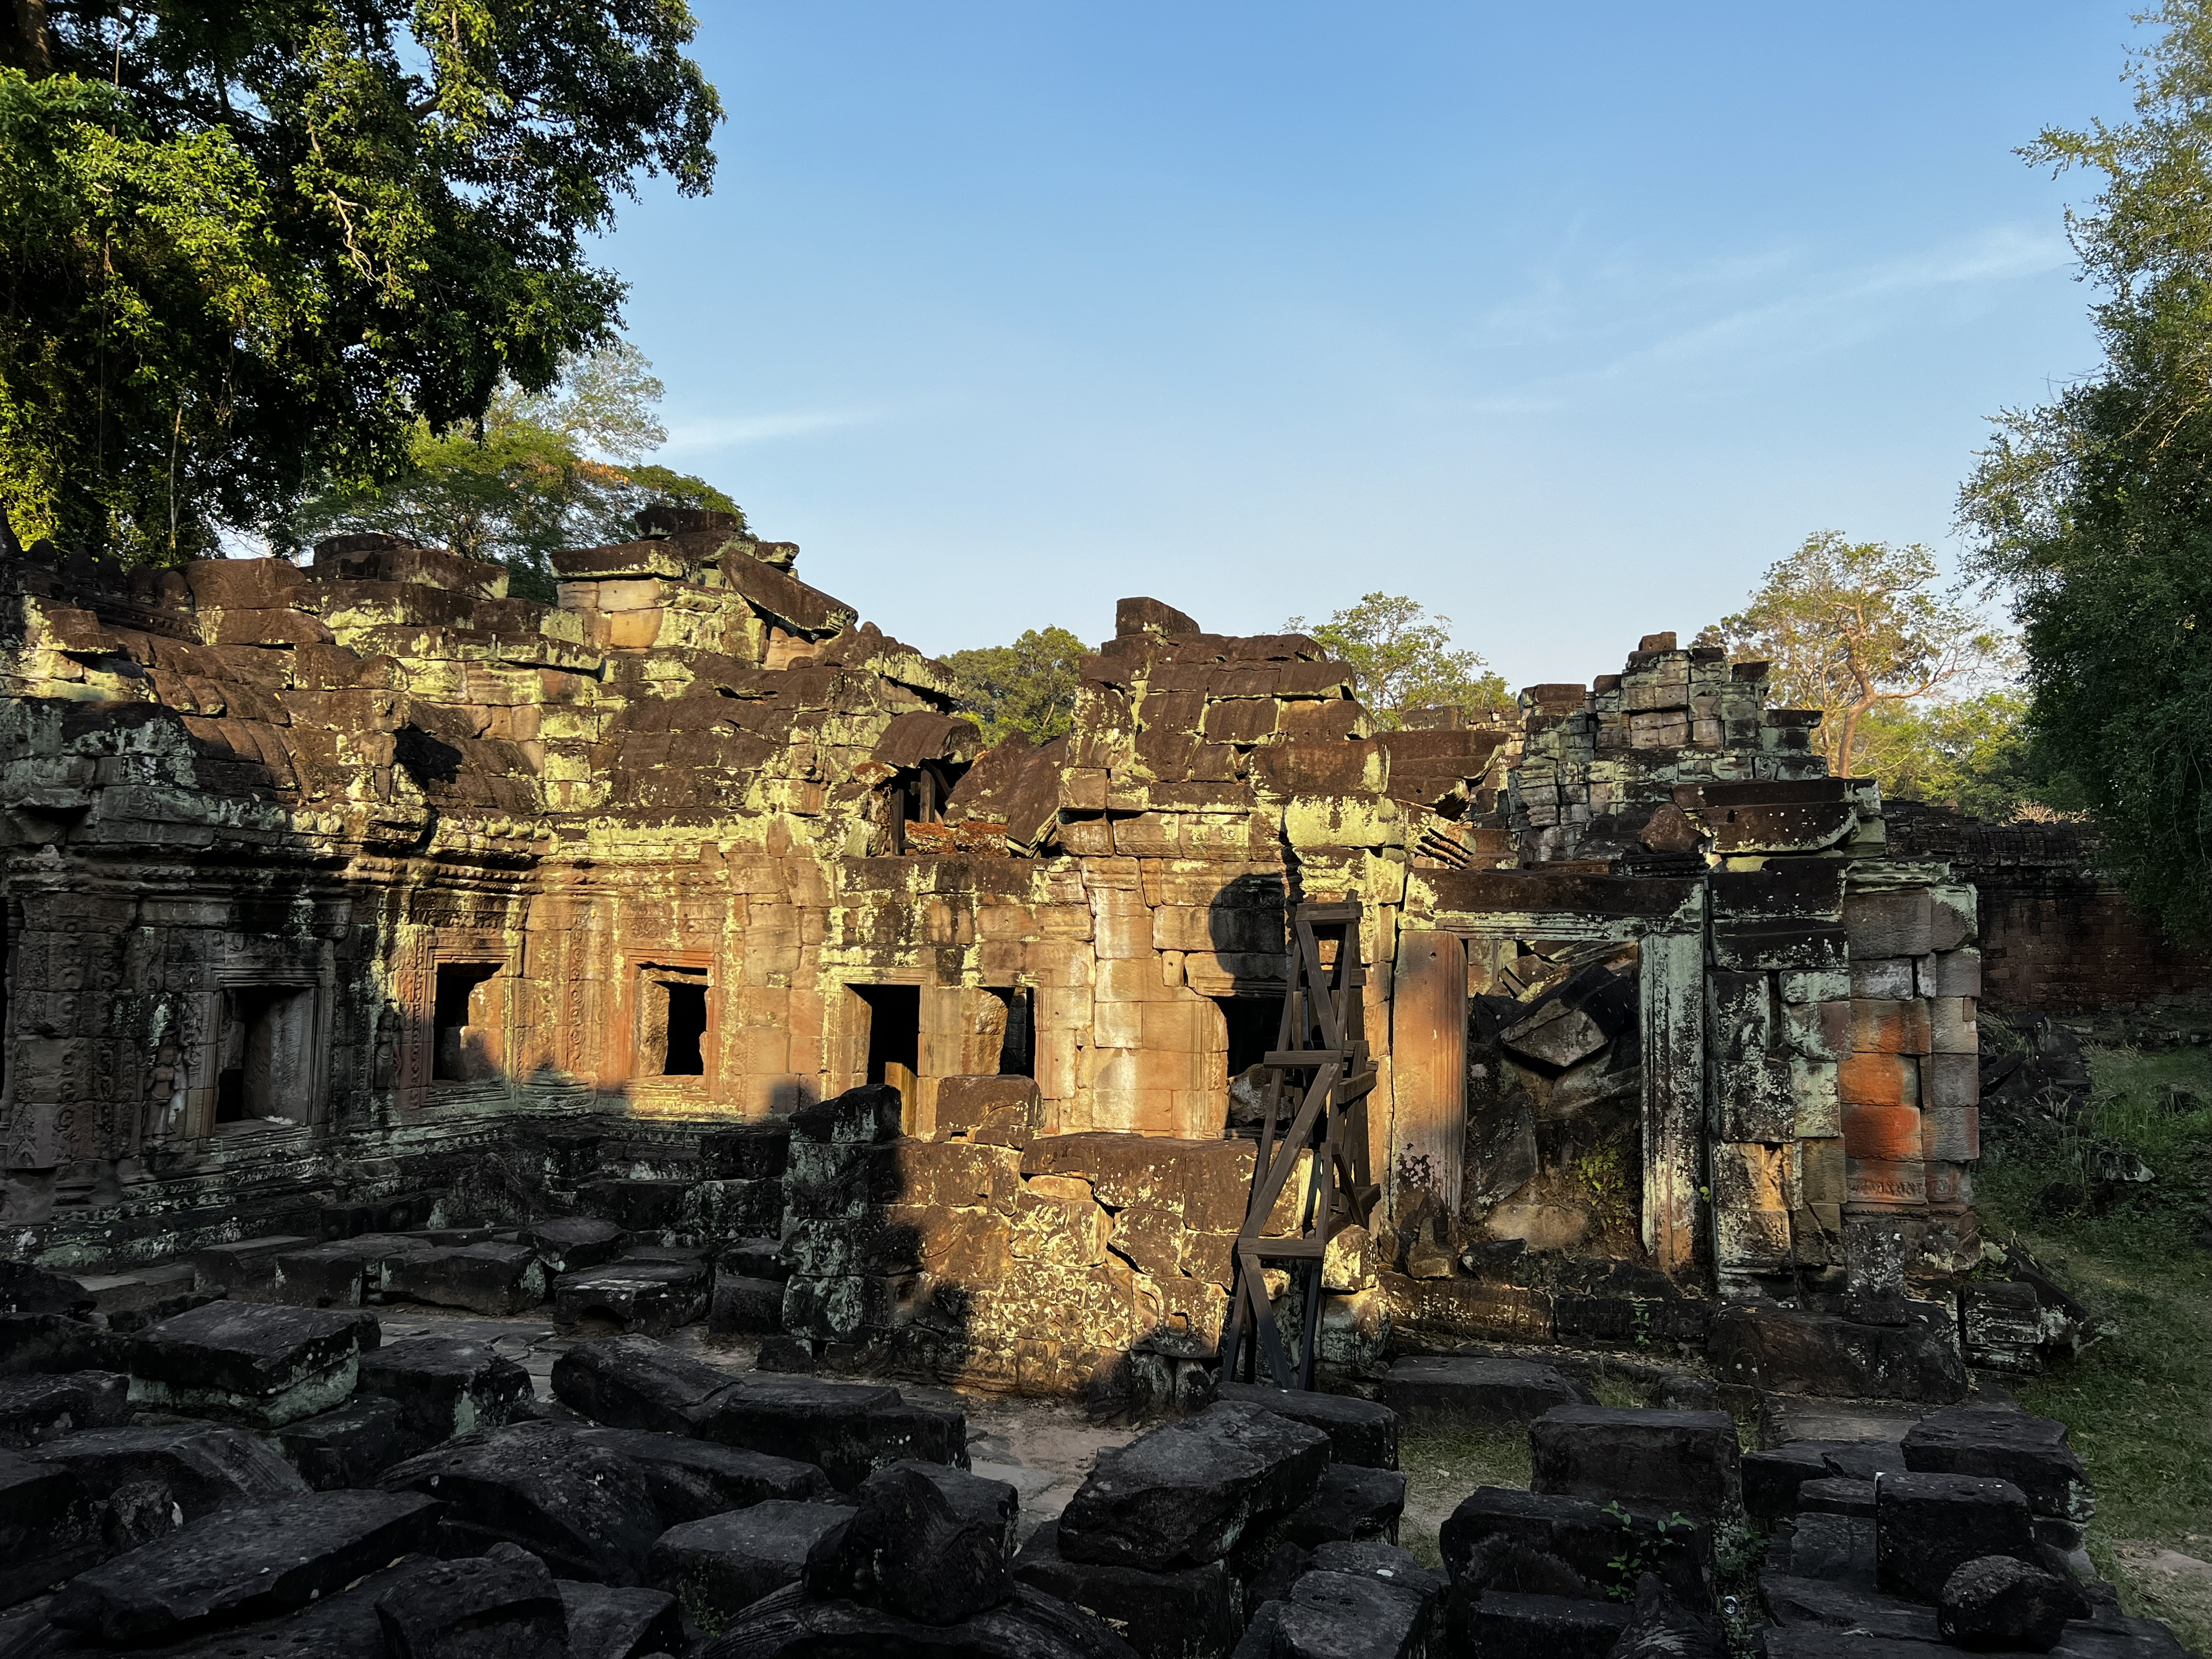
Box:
[1,1,51,76]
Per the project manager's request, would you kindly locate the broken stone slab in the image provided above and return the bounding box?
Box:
[374,1540,568,1658]
[1798,1476,1877,1519]
[1759,1572,1940,1640]
[190,1235,317,1301]
[648,1500,855,1636]
[358,1334,536,1444]
[1217,1381,1399,1470]
[384,1241,550,1316]
[1709,1306,1966,1404]
[1245,1566,1445,1659]
[552,1260,710,1336]
[1266,1462,1406,1551]
[0,1370,129,1448]
[1938,1554,2089,1652]
[126,1300,377,1427]
[790,1083,906,1146]
[572,1426,832,1524]
[1742,1440,1907,1525]
[708,1271,786,1336]
[525,1215,629,1275]
[1530,1406,1743,1520]
[1057,1401,1331,1571]
[1437,1485,1712,1608]
[722,1237,792,1282]
[1903,1406,2095,1524]
[805,1460,1018,1625]
[1381,1355,1594,1432]
[703,1373,958,1492]
[578,1178,695,1236]
[560,1578,686,1659]
[1457,1589,1632,1659]
[379,1418,663,1584]
[80,1264,205,1334]
[275,1394,416,1490]
[552,1331,741,1434]
[1785,1511,1879,1585]
[1875,1472,2039,1601]
[1758,1395,1927,1449]
[0,1260,95,1316]
[1012,1516,1243,1659]
[270,1235,425,1307]
[30,1421,310,1544]
[1500,1000,1610,1071]
[44,1488,441,1646]
[0,1446,102,1606]
[0,1312,107,1376]
[690,1578,1141,1658]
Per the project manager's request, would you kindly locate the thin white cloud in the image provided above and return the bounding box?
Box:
[660,409,882,452]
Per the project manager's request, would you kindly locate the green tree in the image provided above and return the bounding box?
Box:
[1711,531,2005,776]
[1855,690,2052,821]
[278,341,741,600]
[1282,593,1511,728]
[0,4,719,562]
[1959,1,2212,938]
[942,628,1089,745]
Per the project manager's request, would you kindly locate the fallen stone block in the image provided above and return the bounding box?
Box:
[1798,1473,1877,1518]
[573,1426,832,1524]
[702,1372,945,1491]
[126,1300,376,1427]
[701,1124,794,1180]
[1785,1511,1879,1584]
[1609,1571,1729,1659]
[689,1578,1140,1657]
[525,1215,629,1275]
[791,1082,906,1146]
[45,1488,440,1646]
[648,1500,854,1635]
[1269,1462,1407,1550]
[1939,1554,2089,1652]
[374,1539,568,1658]
[30,1421,309,1547]
[1529,1405,1742,1520]
[709,1270,787,1336]
[384,1241,550,1316]
[553,1331,740,1434]
[0,1260,95,1316]
[76,1263,201,1331]
[191,1235,315,1301]
[1742,1439,1907,1525]
[271,1235,422,1307]
[275,1394,416,1490]
[358,1334,535,1444]
[1058,1400,1331,1571]
[379,1418,663,1584]
[1437,1485,1712,1608]
[1757,1395,1926,1448]
[1708,1306,1966,1404]
[682,1178,786,1242]
[723,1236,792,1282]
[1253,1566,1444,1658]
[0,1369,129,1448]
[1875,1472,2038,1601]
[806,1460,1018,1625]
[0,1312,107,1376]
[1013,1516,1243,1659]
[579,1177,693,1234]
[0,1446,102,1605]
[1759,1572,1939,1640]
[560,1578,686,1659]
[1461,1589,1632,1659]
[553,1260,710,1335]
[1217,1380,1399,1469]
[1381,1354,1593,1432]
[1903,1406,2095,1524]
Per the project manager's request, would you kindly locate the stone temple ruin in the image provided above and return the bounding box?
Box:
[0,514,2185,1658]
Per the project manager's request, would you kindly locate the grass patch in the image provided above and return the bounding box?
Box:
[1976,1040,2212,1652]
[1397,1425,1532,1568]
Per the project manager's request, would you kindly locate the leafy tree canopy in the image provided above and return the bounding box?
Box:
[1709,531,2006,778]
[277,340,740,602]
[941,627,1090,747]
[1959,0,2212,938]
[1282,592,1511,728]
[1854,690,2068,822]
[0,2,719,562]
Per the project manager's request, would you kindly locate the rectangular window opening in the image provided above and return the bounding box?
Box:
[855,984,921,1102]
[992,987,1035,1078]
[216,986,312,1125]
[1215,994,1286,1083]
[432,963,502,1082]
[636,966,711,1078]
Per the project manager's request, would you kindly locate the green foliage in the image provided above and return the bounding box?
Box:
[942,628,1091,746]
[278,342,740,602]
[1283,593,1511,728]
[0,4,719,562]
[1600,1501,1692,1602]
[1958,2,2212,941]
[1855,688,2062,820]
[1712,532,2006,776]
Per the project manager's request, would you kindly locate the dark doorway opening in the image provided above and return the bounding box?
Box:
[432,963,500,1082]
[216,986,312,1124]
[994,986,1035,1078]
[663,982,708,1076]
[1215,994,1285,1079]
[857,984,921,1100]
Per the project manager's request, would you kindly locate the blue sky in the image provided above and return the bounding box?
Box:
[601,4,2142,687]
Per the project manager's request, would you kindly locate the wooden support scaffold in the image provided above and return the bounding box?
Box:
[1219,898,1380,1391]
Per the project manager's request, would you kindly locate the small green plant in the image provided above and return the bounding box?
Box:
[1601,1501,1691,1601]
[1630,1297,1653,1348]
